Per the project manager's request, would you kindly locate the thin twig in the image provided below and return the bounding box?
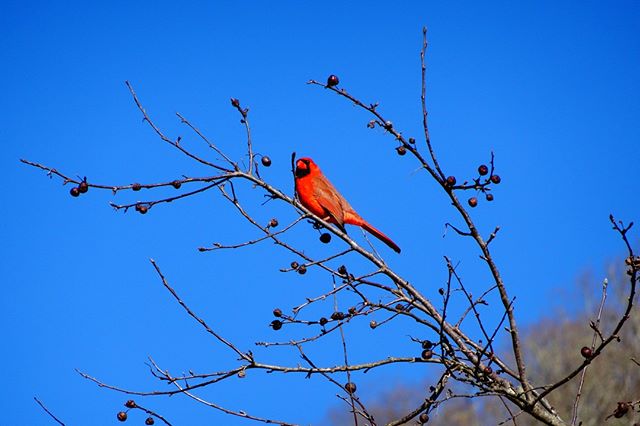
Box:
[125,81,231,172]
[571,278,608,425]
[420,27,445,180]
[34,397,65,426]
[149,259,253,362]
[534,216,637,405]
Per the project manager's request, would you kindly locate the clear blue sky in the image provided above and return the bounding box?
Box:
[2,1,639,425]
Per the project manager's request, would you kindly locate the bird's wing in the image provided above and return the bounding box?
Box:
[313,175,347,232]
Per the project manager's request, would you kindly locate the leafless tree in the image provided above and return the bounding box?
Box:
[24,28,638,426]
[327,259,640,425]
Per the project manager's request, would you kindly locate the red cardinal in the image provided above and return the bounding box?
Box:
[294,157,401,253]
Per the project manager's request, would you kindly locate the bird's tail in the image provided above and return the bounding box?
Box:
[361,222,401,253]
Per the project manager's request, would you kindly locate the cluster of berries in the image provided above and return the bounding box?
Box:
[69,178,89,197]
[116,400,155,424]
[445,164,502,207]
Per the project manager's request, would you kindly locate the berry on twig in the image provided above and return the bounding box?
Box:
[78,179,89,193]
[344,382,357,394]
[270,320,282,330]
[135,204,149,214]
[331,311,345,321]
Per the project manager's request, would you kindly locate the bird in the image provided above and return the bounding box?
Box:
[294,157,401,253]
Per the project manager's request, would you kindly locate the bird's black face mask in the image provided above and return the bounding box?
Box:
[295,159,311,178]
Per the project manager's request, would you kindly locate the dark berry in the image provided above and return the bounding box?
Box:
[273,308,282,317]
[331,311,345,321]
[396,146,407,156]
[468,197,478,208]
[145,418,155,425]
[486,193,494,202]
[117,411,128,422]
[422,340,433,350]
[327,75,339,87]
[369,320,377,329]
[230,98,240,107]
[319,317,328,326]
[419,413,429,423]
[490,175,501,184]
[270,320,282,330]
[269,218,279,228]
[395,303,405,311]
[131,183,142,191]
[172,180,182,189]
[580,346,593,359]
[438,288,444,295]
[124,400,136,408]
[478,165,489,176]
[70,187,80,197]
[348,306,357,315]
[320,233,331,243]
[337,265,347,275]
[297,265,307,275]
[421,349,433,360]
[78,180,89,193]
[408,137,416,144]
[484,366,493,375]
[290,261,299,270]
[445,176,457,187]
[344,382,357,394]
[135,204,148,214]
[261,156,272,167]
